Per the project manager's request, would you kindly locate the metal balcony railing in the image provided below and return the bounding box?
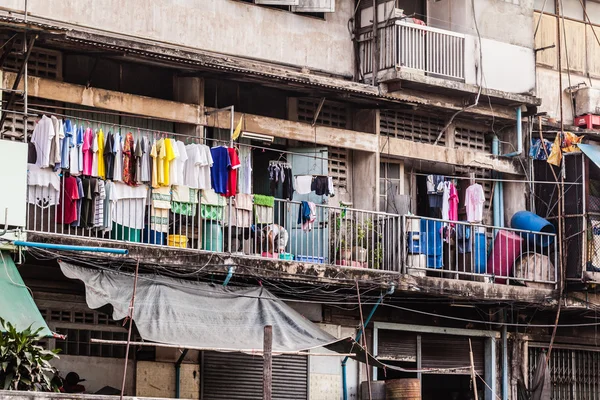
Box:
[403,216,558,285]
[359,20,466,81]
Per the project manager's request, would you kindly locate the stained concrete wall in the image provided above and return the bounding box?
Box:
[2,0,354,77]
[536,67,593,125]
[136,361,200,399]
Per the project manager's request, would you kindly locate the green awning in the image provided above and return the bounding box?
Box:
[0,251,52,337]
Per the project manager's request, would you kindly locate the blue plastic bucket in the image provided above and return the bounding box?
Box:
[510,211,555,247]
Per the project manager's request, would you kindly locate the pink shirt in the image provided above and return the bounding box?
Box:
[448,182,459,221]
[82,128,94,176]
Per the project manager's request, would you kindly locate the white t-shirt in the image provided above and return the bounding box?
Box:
[198,145,213,190]
[113,132,123,182]
[168,139,182,185]
[465,183,486,223]
[31,115,56,168]
[184,144,200,189]
[91,130,99,177]
[172,140,188,186]
[442,181,451,220]
[295,175,313,195]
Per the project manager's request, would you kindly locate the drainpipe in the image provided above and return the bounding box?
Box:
[502,107,523,157]
[175,349,189,399]
[492,136,501,228]
[502,324,508,400]
[342,283,396,400]
[13,240,128,254]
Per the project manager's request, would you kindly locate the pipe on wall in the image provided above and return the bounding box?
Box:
[13,240,128,254]
[502,325,508,400]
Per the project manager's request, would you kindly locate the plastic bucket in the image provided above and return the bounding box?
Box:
[168,234,188,248]
[510,211,555,247]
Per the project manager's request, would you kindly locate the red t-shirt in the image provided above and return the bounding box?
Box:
[225,147,241,197]
[57,176,80,224]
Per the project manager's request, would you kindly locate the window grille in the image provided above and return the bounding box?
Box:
[380,110,446,146]
[296,98,348,128]
[0,36,63,80]
[454,126,491,153]
[328,146,348,190]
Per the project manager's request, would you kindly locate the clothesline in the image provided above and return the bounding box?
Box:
[26,107,333,163]
[409,171,582,186]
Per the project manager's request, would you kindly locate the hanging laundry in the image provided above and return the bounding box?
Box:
[225,147,241,197]
[298,201,316,232]
[201,187,226,220]
[171,185,199,217]
[529,138,553,161]
[311,175,330,196]
[60,120,73,170]
[31,115,56,169]
[49,116,64,171]
[282,166,294,200]
[162,138,176,187]
[448,182,459,221]
[328,177,335,197]
[210,146,231,195]
[71,177,84,227]
[103,131,115,180]
[110,182,148,237]
[80,177,99,228]
[224,193,253,227]
[134,137,144,185]
[465,183,486,223]
[113,131,123,182]
[254,194,275,224]
[27,164,60,208]
[150,139,159,188]
[426,175,444,210]
[295,175,313,195]
[238,146,252,195]
[94,180,106,228]
[57,175,80,225]
[103,181,114,231]
[170,140,187,187]
[97,129,106,179]
[82,127,94,176]
[150,186,171,233]
[141,136,151,184]
[91,130,99,178]
[122,132,136,186]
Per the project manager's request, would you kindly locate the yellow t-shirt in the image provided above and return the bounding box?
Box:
[150,141,159,188]
[97,129,105,179]
[162,138,176,186]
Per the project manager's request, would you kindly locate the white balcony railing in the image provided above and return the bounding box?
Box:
[359,20,466,81]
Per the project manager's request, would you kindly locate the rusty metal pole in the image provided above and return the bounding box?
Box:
[469,339,479,400]
[372,0,378,86]
[120,260,140,400]
[263,325,273,400]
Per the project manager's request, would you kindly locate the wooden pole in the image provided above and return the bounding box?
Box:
[120,259,140,400]
[263,325,273,400]
[356,279,372,400]
[469,339,479,400]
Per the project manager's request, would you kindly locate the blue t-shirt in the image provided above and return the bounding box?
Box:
[210,146,231,194]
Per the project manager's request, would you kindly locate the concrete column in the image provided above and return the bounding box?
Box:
[352,109,380,211]
[173,76,204,137]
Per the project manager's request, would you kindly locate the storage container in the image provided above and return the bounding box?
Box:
[386,378,421,400]
[168,234,188,248]
[510,211,555,247]
[574,87,600,116]
[296,255,325,264]
[278,252,294,260]
[143,226,166,245]
[201,220,223,252]
[488,230,523,283]
[112,223,141,243]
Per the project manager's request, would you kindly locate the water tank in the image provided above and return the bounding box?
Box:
[575,87,600,116]
[386,378,421,400]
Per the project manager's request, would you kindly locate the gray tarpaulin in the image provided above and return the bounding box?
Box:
[59,261,348,353]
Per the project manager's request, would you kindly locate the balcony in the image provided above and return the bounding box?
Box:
[25,178,557,288]
[359,20,466,83]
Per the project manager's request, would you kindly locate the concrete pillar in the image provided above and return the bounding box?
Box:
[352,109,380,211]
[173,76,204,137]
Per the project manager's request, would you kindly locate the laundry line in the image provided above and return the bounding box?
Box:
[25,107,333,163]
[409,171,582,186]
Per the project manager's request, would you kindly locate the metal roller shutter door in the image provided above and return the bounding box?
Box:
[202,352,308,400]
[377,330,418,361]
[421,334,485,375]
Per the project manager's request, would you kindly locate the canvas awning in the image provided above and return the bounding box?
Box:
[0,251,52,337]
[579,143,600,169]
[58,261,349,353]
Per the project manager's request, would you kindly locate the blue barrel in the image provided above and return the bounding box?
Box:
[473,232,487,274]
[420,219,443,269]
[510,211,555,247]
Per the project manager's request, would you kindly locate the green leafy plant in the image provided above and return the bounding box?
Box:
[0,318,60,391]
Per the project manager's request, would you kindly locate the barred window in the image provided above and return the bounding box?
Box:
[328,147,348,190]
[296,98,348,128]
[380,110,446,146]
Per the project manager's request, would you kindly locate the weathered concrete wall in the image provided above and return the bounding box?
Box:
[536,67,593,125]
[464,37,536,94]
[428,0,535,49]
[52,355,135,395]
[309,324,358,400]
[2,0,354,77]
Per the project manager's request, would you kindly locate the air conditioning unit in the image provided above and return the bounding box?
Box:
[575,87,600,117]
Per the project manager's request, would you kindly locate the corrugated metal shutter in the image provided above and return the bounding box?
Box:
[377,330,417,362]
[421,334,485,375]
[202,352,308,400]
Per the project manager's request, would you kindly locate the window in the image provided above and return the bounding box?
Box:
[235,0,329,18]
[380,162,402,212]
[380,110,446,146]
[296,98,348,128]
[529,345,600,399]
[328,147,349,191]
[54,328,130,358]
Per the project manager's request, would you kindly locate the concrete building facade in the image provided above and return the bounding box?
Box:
[0,0,599,399]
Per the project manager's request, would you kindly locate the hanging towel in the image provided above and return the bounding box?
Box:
[225,193,254,227]
[253,194,275,208]
[298,201,311,225]
[295,175,313,195]
[302,202,317,232]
